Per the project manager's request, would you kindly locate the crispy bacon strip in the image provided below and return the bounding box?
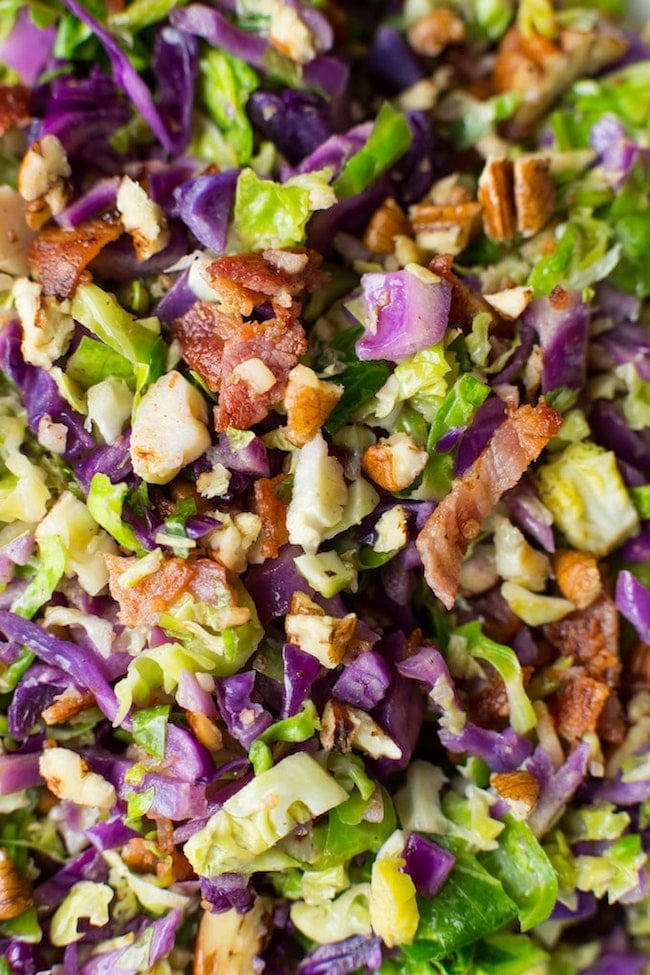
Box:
[29,216,123,298]
[214,314,307,431]
[104,554,229,627]
[429,254,497,329]
[206,248,326,314]
[0,84,30,135]
[416,402,562,609]
[252,474,290,559]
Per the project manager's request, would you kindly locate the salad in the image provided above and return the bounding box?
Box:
[0,0,650,972]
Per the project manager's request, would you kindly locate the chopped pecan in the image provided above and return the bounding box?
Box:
[285,592,357,668]
[552,549,602,610]
[284,364,343,446]
[550,670,610,747]
[18,134,72,230]
[0,848,32,921]
[410,201,483,255]
[494,25,627,136]
[362,432,429,492]
[483,285,534,320]
[407,6,466,57]
[478,157,516,242]
[513,156,556,237]
[42,687,97,725]
[186,711,225,753]
[491,769,539,818]
[320,699,402,760]
[194,898,273,975]
[363,197,412,254]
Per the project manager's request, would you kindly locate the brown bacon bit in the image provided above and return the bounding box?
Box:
[42,688,97,725]
[173,300,237,392]
[552,549,602,610]
[104,554,230,627]
[0,84,30,135]
[596,690,626,746]
[542,594,620,685]
[206,248,326,314]
[252,475,290,559]
[28,216,123,298]
[429,254,497,329]
[551,671,609,746]
[214,315,307,431]
[416,402,562,609]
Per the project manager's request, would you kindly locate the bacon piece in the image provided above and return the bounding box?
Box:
[543,593,620,685]
[429,254,497,329]
[0,85,30,135]
[104,554,229,627]
[206,248,325,315]
[214,315,307,431]
[252,474,290,559]
[28,216,123,298]
[173,300,238,392]
[416,402,562,609]
[550,671,609,747]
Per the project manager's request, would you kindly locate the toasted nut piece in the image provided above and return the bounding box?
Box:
[320,699,402,760]
[407,6,466,57]
[362,432,429,492]
[284,364,343,446]
[286,607,357,668]
[116,175,170,261]
[514,156,556,237]
[483,285,534,320]
[186,710,224,752]
[553,550,602,610]
[18,134,71,230]
[490,770,540,819]
[410,201,483,255]
[478,158,516,241]
[39,746,117,809]
[0,848,32,921]
[364,198,412,254]
[194,897,273,975]
[42,688,97,725]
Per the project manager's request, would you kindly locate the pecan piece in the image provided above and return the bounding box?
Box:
[513,156,556,237]
[478,157,516,241]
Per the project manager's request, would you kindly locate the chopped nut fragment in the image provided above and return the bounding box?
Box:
[513,156,556,237]
[284,364,343,446]
[363,198,412,254]
[553,549,602,610]
[195,897,273,975]
[362,432,429,492]
[0,848,32,921]
[186,711,224,753]
[18,134,71,229]
[483,285,534,320]
[320,699,402,760]
[286,593,357,668]
[407,6,466,57]
[42,687,97,725]
[478,157,516,241]
[410,201,482,255]
[490,770,540,819]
